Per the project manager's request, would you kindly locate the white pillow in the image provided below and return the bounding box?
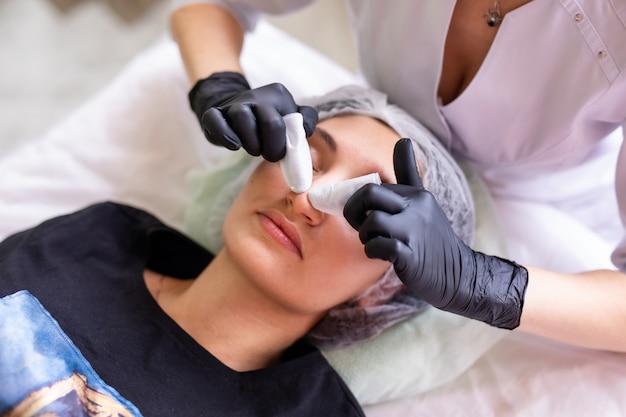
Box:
[0,20,507,406]
[183,150,509,405]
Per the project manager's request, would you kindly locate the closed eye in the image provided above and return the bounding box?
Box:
[310,146,321,174]
[308,127,336,175]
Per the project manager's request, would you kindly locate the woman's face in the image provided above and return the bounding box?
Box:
[222,115,402,316]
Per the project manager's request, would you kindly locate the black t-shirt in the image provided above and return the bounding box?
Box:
[0,202,364,417]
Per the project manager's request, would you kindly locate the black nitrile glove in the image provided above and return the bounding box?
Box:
[343,138,528,329]
[188,71,318,162]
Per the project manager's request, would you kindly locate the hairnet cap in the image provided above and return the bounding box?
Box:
[301,85,474,246]
[302,85,475,349]
[184,85,475,349]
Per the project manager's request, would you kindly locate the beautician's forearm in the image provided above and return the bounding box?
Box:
[171,3,245,83]
[518,266,626,352]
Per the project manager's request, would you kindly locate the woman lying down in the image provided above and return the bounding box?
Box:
[0,86,473,416]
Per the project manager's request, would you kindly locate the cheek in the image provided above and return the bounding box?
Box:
[232,163,287,208]
[326,218,363,253]
[312,220,388,294]
[221,195,249,255]
[253,162,286,188]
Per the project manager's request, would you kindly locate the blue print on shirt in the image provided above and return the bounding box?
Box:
[0,290,143,416]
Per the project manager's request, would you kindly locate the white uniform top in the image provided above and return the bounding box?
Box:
[172,0,626,269]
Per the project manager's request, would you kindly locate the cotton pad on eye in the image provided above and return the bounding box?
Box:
[308,173,382,216]
[280,113,312,193]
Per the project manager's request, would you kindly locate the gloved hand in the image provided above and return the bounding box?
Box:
[343,138,529,329]
[188,71,318,162]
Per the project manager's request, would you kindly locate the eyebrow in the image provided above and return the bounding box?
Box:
[315,127,337,152]
[315,125,395,182]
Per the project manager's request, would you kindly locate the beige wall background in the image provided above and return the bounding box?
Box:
[0,0,356,155]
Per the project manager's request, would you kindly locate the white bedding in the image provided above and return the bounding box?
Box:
[1,20,625,416]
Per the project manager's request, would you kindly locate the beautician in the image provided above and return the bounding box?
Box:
[170,0,626,352]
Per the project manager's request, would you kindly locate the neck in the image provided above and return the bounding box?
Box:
[149,250,322,372]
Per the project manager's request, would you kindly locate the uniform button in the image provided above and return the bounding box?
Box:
[574,13,583,22]
[597,50,607,59]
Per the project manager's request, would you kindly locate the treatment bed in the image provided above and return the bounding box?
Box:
[1,20,625,416]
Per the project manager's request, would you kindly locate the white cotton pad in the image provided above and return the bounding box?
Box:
[308,173,382,216]
[280,112,312,193]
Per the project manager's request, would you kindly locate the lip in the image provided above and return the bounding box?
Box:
[258,210,303,258]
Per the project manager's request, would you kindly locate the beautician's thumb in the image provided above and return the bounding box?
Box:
[297,105,319,137]
[393,139,423,189]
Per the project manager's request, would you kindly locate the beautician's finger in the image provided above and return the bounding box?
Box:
[343,184,407,231]
[201,108,242,150]
[297,105,319,137]
[226,104,261,156]
[363,236,414,271]
[254,105,287,162]
[262,83,298,115]
[393,139,423,189]
[358,210,410,244]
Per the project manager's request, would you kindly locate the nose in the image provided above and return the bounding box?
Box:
[288,190,324,225]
